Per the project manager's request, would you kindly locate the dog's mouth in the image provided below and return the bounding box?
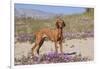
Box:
[43,34,47,38]
[59,26,63,28]
[59,25,64,28]
[59,23,65,28]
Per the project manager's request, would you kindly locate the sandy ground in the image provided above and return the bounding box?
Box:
[15,37,94,60]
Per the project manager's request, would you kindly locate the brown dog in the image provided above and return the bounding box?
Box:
[32,18,65,56]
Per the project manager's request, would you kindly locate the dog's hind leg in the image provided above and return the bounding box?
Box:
[37,37,45,55]
[32,43,37,56]
[32,35,42,56]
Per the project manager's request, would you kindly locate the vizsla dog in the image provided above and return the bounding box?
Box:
[32,18,66,56]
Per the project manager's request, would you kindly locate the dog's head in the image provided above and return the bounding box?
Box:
[56,18,65,28]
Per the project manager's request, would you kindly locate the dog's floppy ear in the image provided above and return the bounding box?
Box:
[56,20,59,28]
[63,21,66,27]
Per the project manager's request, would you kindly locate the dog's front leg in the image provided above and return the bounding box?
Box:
[59,40,63,53]
[55,42,58,53]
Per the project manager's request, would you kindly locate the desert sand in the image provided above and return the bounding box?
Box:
[15,37,94,60]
